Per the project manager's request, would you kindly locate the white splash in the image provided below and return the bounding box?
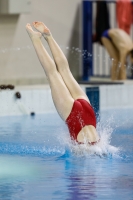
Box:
[58,118,120,158]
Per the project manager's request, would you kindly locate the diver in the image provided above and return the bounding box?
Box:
[26,21,100,145]
[101,28,133,80]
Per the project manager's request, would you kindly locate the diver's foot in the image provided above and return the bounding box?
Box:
[26,23,42,39]
[32,21,51,39]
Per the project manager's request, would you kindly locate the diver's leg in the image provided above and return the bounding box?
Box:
[101,37,120,80]
[118,53,127,80]
[32,21,90,103]
[26,24,74,120]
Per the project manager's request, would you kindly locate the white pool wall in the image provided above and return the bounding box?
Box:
[0,83,133,116]
[0,85,56,116]
[100,84,133,110]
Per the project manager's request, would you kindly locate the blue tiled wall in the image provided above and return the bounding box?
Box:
[86,87,100,117]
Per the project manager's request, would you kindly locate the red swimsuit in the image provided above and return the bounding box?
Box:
[66,99,96,142]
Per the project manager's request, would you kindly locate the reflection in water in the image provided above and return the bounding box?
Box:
[67,174,97,200]
[65,158,98,200]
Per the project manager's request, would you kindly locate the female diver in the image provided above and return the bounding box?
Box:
[26,22,100,145]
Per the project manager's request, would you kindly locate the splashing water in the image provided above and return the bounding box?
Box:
[57,117,120,159]
[0,116,120,159]
[0,109,122,159]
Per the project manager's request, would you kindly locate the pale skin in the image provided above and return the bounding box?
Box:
[101,28,133,80]
[26,22,99,143]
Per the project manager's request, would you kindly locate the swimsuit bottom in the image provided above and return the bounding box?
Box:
[66,99,97,143]
[102,30,111,40]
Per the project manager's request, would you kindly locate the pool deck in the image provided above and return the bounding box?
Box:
[0,78,133,116]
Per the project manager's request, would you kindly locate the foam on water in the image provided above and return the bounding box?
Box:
[58,126,120,159]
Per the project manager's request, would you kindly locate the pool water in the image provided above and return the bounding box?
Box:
[0,109,133,200]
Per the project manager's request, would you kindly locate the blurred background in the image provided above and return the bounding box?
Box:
[0,0,133,86]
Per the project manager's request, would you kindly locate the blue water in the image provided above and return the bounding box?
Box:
[0,109,133,200]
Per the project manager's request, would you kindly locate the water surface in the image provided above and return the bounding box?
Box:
[0,110,133,200]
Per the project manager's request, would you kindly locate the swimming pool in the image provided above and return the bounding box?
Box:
[0,109,133,200]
